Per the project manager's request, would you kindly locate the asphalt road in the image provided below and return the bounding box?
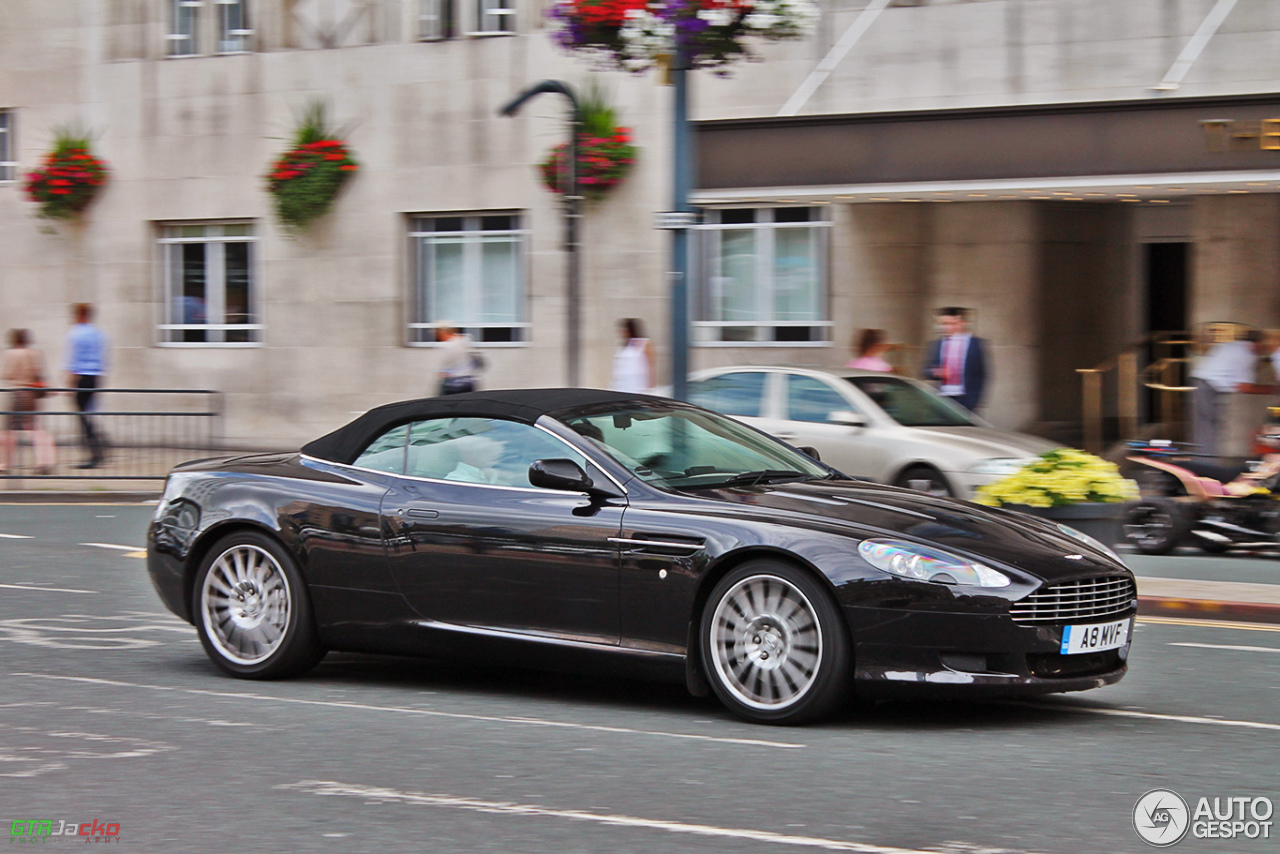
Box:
[1,503,1278,853]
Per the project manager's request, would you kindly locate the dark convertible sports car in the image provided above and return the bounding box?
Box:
[147,389,1136,724]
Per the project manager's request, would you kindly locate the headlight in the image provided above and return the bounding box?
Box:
[968,457,1035,477]
[1057,523,1124,564]
[858,539,1011,588]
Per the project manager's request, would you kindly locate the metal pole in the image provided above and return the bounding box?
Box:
[566,100,582,387]
[670,53,692,401]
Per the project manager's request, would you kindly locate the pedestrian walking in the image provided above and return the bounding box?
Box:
[1,329,57,474]
[610,318,655,394]
[64,302,108,468]
[845,328,895,372]
[436,324,484,395]
[921,307,987,411]
[1189,329,1277,457]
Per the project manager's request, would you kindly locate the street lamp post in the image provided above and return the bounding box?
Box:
[669,53,693,402]
[500,80,583,387]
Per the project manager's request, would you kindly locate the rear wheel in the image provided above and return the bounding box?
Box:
[700,560,850,725]
[192,530,325,679]
[894,465,953,497]
[1122,498,1188,555]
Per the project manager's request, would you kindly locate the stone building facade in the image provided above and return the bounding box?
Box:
[2,0,1280,446]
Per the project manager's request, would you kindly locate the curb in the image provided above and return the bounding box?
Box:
[0,492,160,504]
[1138,595,1280,625]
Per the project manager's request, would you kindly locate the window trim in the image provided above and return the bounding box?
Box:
[167,0,203,57]
[468,0,516,36]
[694,207,833,347]
[155,221,264,348]
[419,0,456,40]
[214,0,253,54]
[406,212,530,348]
[0,110,14,183]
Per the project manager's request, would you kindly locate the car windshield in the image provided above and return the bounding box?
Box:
[560,402,831,490]
[844,376,978,427]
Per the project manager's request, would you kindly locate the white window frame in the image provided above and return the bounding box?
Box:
[694,207,832,347]
[470,0,515,36]
[419,0,455,40]
[215,0,253,53]
[167,0,203,56]
[0,110,14,183]
[407,213,529,347]
[157,222,263,347]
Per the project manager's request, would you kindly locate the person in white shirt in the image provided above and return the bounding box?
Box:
[436,324,483,396]
[1189,330,1276,456]
[610,318,655,394]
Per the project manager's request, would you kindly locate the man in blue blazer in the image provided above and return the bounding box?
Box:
[921,307,987,412]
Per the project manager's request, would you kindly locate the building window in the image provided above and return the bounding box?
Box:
[408,214,528,345]
[158,222,261,345]
[216,0,252,53]
[694,207,831,345]
[472,0,515,35]
[0,110,13,182]
[420,0,456,39]
[167,0,201,56]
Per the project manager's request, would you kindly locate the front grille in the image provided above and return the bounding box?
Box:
[1009,575,1137,624]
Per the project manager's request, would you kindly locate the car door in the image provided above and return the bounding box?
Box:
[374,417,625,643]
[686,370,774,431]
[780,373,887,479]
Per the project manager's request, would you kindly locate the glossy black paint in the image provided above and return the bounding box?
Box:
[147,402,1135,701]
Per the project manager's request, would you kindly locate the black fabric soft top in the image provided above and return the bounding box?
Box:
[300,388,667,464]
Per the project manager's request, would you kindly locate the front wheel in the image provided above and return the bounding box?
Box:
[192,530,326,679]
[1122,498,1188,555]
[700,560,851,725]
[894,465,953,497]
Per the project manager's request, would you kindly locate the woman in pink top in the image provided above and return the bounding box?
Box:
[845,328,895,372]
[1,328,57,473]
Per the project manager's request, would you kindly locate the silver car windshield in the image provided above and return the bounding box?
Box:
[844,376,978,427]
[561,402,830,490]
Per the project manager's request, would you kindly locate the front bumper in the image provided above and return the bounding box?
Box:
[844,605,1132,699]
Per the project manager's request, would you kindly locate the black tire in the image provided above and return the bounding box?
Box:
[699,559,851,725]
[1122,498,1189,555]
[893,465,953,497]
[192,530,326,679]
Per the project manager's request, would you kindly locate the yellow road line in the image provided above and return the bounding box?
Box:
[1138,615,1280,632]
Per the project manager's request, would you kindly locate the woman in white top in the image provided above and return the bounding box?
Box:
[610,318,655,394]
[1,328,57,473]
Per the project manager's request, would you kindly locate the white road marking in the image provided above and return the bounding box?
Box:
[0,583,96,594]
[80,542,143,551]
[12,674,806,750]
[1004,701,1280,732]
[278,780,963,854]
[1169,641,1280,654]
[0,533,33,539]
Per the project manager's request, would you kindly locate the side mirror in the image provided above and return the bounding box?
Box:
[529,458,594,492]
[797,446,822,462]
[828,410,867,428]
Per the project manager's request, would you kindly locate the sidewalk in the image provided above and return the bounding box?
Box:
[1135,576,1280,624]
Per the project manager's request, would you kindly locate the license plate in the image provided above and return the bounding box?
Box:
[1060,619,1131,655]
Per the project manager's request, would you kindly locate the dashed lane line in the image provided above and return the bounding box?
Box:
[12,674,807,750]
[0,533,34,539]
[278,780,995,854]
[1169,641,1280,654]
[0,583,97,594]
[80,543,144,551]
[1000,700,1280,732]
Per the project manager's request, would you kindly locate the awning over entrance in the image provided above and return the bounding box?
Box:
[693,93,1280,204]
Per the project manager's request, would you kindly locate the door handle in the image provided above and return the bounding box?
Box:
[402,508,439,519]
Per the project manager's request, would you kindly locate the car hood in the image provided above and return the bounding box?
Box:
[683,478,1125,583]
[902,426,1059,463]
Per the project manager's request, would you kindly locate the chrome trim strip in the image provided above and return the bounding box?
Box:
[413,619,683,659]
[607,537,705,550]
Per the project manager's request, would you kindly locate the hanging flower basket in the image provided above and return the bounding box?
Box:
[24,132,109,220]
[548,0,818,74]
[538,86,638,201]
[266,103,360,230]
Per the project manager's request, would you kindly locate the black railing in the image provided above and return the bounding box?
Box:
[0,388,223,481]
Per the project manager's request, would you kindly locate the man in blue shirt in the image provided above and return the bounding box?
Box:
[64,303,108,468]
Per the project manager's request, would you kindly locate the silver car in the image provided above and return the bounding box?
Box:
[684,366,1058,498]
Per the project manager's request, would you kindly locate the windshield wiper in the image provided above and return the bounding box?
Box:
[694,469,813,489]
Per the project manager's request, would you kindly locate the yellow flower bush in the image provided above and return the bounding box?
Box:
[974,449,1139,508]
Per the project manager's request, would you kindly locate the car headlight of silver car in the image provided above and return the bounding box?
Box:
[1057,523,1124,565]
[968,457,1036,477]
[858,539,1011,588]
